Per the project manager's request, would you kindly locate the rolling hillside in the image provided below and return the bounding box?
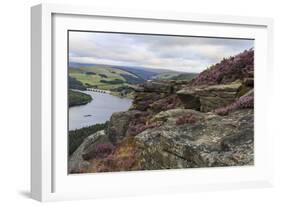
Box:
[152,71,198,81]
[169,73,198,81]
[70,66,143,89]
[69,63,200,98]
[69,65,145,98]
[190,49,254,86]
[69,62,194,81]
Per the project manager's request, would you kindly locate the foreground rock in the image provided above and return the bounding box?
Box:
[134,109,254,169]
[75,108,254,173]
[68,130,110,173]
[107,110,146,144]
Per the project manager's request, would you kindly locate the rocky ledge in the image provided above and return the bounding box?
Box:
[177,80,252,112]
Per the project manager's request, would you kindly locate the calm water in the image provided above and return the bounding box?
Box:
[69,91,132,131]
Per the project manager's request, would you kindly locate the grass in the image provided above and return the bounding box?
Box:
[69,66,139,91]
[69,90,92,107]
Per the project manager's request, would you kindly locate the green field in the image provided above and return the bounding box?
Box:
[69,66,141,90]
[153,71,198,81]
[69,65,144,98]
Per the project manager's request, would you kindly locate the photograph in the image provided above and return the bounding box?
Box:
[67,31,254,174]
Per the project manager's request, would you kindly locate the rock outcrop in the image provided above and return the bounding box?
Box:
[142,81,174,93]
[68,130,110,173]
[134,109,253,169]
[176,88,201,110]
[131,81,175,111]
[107,110,145,144]
[177,82,243,112]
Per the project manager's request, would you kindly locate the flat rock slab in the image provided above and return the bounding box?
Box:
[177,82,242,112]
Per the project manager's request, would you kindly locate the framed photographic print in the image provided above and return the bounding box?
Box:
[31,3,274,201]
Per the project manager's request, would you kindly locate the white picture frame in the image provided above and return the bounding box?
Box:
[31,3,274,202]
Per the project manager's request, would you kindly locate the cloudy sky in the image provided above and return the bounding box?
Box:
[69,31,254,73]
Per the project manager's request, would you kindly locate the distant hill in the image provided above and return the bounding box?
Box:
[113,65,161,80]
[153,72,198,81]
[151,71,181,80]
[69,62,192,80]
[170,73,198,81]
[69,63,157,80]
[69,62,98,68]
[190,49,254,86]
[70,61,209,85]
[69,65,143,89]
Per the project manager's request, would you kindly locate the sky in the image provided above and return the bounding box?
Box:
[69,31,254,73]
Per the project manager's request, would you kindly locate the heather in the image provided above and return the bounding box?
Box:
[127,112,162,136]
[176,113,197,125]
[190,49,254,86]
[86,137,140,173]
[214,95,254,116]
[150,94,182,112]
[89,143,114,159]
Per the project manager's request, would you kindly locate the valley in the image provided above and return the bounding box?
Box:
[68,64,195,98]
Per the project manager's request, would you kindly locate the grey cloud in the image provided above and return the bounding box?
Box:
[69,31,254,73]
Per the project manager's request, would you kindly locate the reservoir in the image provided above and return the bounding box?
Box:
[69,91,132,131]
